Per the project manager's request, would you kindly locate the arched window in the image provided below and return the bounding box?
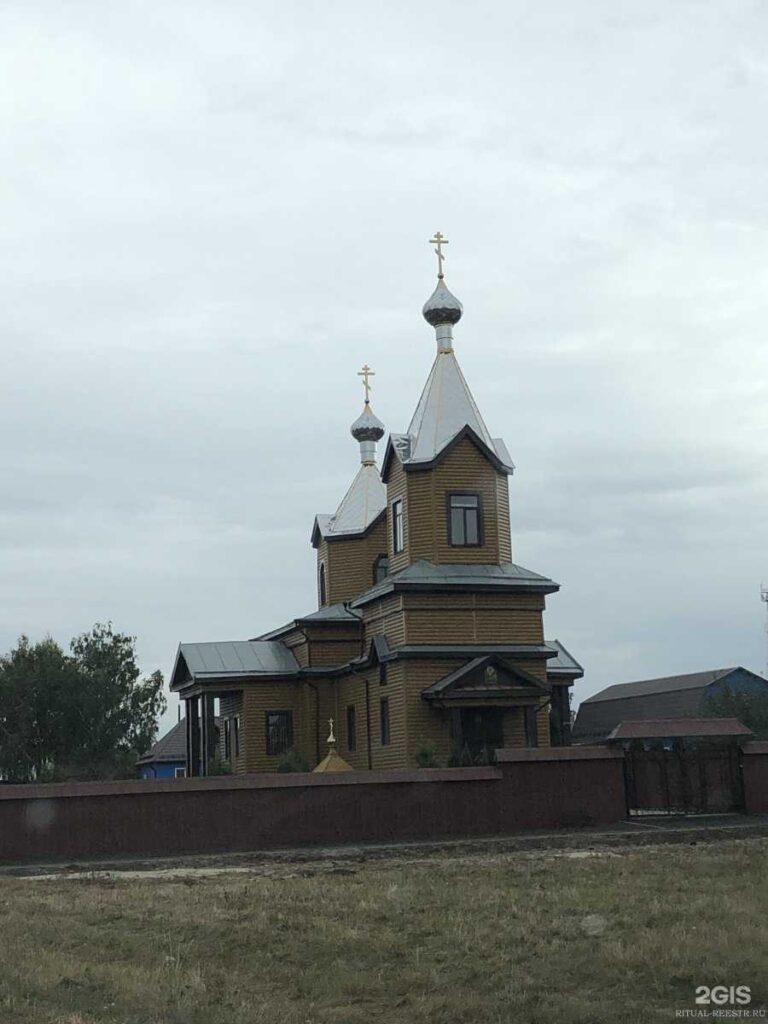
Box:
[318,562,327,606]
[373,554,389,585]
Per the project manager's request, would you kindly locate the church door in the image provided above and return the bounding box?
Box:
[458,708,504,762]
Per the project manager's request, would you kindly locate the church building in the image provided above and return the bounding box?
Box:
[170,237,583,774]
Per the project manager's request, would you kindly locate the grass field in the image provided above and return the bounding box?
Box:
[0,839,766,1024]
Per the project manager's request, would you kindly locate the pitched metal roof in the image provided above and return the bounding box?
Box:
[255,603,362,642]
[606,718,752,740]
[173,640,299,686]
[383,352,515,476]
[312,464,386,544]
[136,718,188,765]
[546,639,584,678]
[407,351,495,462]
[351,559,559,607]
[582,667,738,704]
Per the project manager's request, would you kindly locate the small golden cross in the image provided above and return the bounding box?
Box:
[357,364,375,404]
[429,231,449,278]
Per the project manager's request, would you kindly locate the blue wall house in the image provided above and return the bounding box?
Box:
[136,719,188,779]
[573,666,768,744]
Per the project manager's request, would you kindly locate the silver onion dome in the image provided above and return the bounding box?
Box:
[350,402,385,464]
[422,278,463,328]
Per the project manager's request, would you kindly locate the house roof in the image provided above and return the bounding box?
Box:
[136,718,189,765]
[606,718,753,740]
[171,640,299,689]
[582,668,738,704]
[311,464,386,545]
[546,639,584,678]
[351,559,559,607]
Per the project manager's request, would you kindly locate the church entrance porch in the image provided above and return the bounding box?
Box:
[453,708,504,763]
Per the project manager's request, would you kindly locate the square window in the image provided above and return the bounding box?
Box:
[380,698,390,746]
[174,767,186,778]
[346,705,357,752]
[524,707,539,748]
[266,710,293,756]
[448,493,482,547]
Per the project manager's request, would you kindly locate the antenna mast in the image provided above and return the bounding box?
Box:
[761,585,768,677]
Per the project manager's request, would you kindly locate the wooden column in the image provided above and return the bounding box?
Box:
[202,694,217,774]
[188,697,202,777]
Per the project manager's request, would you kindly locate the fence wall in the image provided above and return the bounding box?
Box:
[0,747,625,864]
[743,742,768,814]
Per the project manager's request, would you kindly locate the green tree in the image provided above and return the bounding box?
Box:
[702,685,768,739]
[0,624,166,782]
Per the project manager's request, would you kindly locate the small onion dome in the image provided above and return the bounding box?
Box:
[422,278,463,327]
[350,403,385,443]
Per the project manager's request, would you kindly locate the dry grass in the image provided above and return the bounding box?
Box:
[0,840,766,1023]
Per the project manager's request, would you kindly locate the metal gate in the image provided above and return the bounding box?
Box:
[624,744,745,815]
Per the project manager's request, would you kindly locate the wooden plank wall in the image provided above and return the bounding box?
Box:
[386,438,513,570]
[317,518,388,607]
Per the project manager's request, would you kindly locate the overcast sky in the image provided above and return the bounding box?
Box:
[2,1,767,734]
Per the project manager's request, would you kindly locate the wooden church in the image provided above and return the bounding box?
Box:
[170,237,583,774]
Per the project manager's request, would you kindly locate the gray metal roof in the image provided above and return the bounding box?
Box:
[255,603,362,641]
[299,603,362,624]
[582,667,738,704]
[396,351,514,472]
[313,464,386,542]
[351,559,559,607]
[136,718,189,765]
[546,639,584,677]
[174,640,299,684]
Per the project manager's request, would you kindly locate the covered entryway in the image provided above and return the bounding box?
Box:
[607,718,752,815]
[458,708,504,762]
[422,655,550,762]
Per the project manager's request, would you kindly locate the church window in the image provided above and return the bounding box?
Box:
[373,553,389,584]
[448,493,482,546]
[524,707,539,748]
[318,562,327,605]
[380,698,390,746]
[266,710,293,756]
[346,705,357,752]
[392,500,404,553]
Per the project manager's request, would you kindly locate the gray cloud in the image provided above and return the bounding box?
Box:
[1,0,767,734]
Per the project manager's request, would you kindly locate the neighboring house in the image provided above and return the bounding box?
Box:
[170,252,585,774]
[136,719,189,779]
[573,667,768,744]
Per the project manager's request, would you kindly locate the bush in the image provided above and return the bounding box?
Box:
[415,743,439,768]
[207,755,232,776]
[277,749,310,773]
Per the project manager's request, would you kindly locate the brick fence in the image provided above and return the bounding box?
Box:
[2,743,765,865]
[0,747,625,864]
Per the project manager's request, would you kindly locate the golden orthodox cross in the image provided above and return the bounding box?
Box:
[430,231,449,278]
[358,364,375,403]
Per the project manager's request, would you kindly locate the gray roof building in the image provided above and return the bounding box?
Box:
[573,666,768,743]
